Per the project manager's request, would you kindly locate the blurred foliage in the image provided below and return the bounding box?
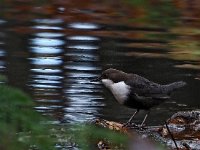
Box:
[171,27,200,36]
[170,39,200,61]
[127,0,148,6]
[0,75,128,150]
[127,0,200,68]
[52,124,128,149]
[70,124,128,149]
[168,27,200,64]
[0,74,7,82]
[0,84,55,150]
[126,0,179,27]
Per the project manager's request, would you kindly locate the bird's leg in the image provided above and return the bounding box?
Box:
[128,109,139,123]
[139,110,150,129]
[123,109,139,127]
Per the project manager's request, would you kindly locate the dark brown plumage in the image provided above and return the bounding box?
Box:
[99,68,187,127]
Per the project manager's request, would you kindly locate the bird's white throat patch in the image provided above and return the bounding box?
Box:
[102,79,131,104]
[101,79,114,88]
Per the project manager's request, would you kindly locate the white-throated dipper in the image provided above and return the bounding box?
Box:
[94,68,186,127]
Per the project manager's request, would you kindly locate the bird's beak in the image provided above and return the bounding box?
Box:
[90,76,102,82]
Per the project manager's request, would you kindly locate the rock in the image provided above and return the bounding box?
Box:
[158,111,200,150]
[159,111,200,140]
[91,111,200,150]
[91,119,165,150]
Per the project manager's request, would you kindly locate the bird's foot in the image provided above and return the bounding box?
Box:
[137,124,147,130]
[122,122,147,130]
[122,122,138,128]
[128,123,147,130]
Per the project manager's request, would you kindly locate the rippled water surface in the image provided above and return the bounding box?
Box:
[0,0,200,126]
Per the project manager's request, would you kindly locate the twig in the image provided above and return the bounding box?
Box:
[182,142,191,150]
[164,121,179,150]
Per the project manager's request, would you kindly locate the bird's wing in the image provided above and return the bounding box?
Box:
[125,74,169,100]
[129,93,169,109]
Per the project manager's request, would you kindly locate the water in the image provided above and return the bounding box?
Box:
[0,0,200,126]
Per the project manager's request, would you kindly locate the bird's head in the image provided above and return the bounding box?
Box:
[94,68,128,88]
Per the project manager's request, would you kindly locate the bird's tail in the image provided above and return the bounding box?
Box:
[165,81,186,94]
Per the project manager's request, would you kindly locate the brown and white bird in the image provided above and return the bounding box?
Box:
[95,68,186,127]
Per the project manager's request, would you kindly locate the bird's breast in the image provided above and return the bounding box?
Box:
[110,81,131,104]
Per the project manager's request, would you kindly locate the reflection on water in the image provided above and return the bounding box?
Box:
[0,0,200,126]
[0,19,6,75]
[28,19,65,122]
[29,16,104,123]
[64,22,103,122]
[68,22,101,30]
[32,19,64,30]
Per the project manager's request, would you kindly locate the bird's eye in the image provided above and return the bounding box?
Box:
[102,73,108,79]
